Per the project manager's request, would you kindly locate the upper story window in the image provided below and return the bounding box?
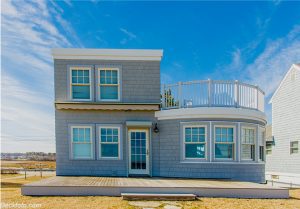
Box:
[183,126,206,159]
[215,127,234,160]
[290,141,299,154]
[70,67,92,100]
[241,128,255,161]
[97,68,120,101]
[70,125,94,159]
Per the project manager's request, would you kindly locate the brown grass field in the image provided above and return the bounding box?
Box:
[1,160,56,169]
[1,162,299,209]
[1,174,300,209]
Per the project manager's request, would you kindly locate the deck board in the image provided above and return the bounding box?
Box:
[22,176,289,198]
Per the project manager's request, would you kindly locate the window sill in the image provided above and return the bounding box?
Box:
[98,157,122,160]
[180,161,265,164]
[70,158,95,161]
[181,158,208,163]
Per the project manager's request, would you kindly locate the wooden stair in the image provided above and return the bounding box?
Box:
[121,193,196,200]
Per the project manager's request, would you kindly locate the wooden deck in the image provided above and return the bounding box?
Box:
[21,176,289,198]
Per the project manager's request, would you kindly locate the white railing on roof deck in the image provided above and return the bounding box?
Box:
[161,80,265,112]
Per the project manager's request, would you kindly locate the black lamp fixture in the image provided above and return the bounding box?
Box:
[153,123,159,133]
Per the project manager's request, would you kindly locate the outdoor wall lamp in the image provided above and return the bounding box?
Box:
[153,123,159,133]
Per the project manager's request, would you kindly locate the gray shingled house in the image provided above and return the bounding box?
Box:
[53,48,267,183]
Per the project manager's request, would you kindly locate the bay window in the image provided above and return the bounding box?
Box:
[215,127,234,160]
[184,126,206,159]
[241,128,255,161]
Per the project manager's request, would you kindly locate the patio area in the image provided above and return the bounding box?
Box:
[21,176,289,198]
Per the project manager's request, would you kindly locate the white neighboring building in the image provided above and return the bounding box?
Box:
[266,63,300,187]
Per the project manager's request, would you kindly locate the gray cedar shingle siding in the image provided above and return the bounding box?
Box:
[55,109,158,176]
[54,59,161,103]
[157,119,265,183]
[54,54,265,183]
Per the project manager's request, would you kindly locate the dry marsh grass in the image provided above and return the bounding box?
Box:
[1,174,299,209]
[1,160,56,169]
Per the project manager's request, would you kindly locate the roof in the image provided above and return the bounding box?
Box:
[51,48,163,61]
[269,64,300,103]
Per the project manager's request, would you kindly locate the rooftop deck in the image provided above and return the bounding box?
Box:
[22,176,288,198]
[161,80,265,112]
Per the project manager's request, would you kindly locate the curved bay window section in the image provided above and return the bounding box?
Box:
[214,127,234,160]
[183,126,206,159]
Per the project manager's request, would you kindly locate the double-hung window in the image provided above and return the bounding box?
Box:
[259,130,265,161]
[184,126,206,159]
[215,127,234,160]
[70,67,91,100]
[241,128,256,161]
[71,126,93,159]
[98,68,120,101]
[290,141,299,154]
[99,126,120,159]
[266,141,273,155]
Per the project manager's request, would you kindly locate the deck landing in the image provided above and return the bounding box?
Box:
[21,176,289,198]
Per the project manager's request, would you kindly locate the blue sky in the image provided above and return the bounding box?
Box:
[2,1,300,152]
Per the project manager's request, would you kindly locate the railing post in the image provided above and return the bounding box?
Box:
[162,84,166,109]
[235,80,239,108]
[208,79,212,107]
[256,85,259,110]
[178,81,182,108]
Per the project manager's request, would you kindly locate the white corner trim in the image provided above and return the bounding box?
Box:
[52,48,163,61]
[155,107,267,123]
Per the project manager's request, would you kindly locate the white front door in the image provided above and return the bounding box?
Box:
[128,129,150,175]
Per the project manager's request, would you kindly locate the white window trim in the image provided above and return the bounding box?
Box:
[214,125,236,161]
[182,125,208,161]
[69,66,93,101]
[258,127,265,162]
[290,140,299,154]
[241,127,256,161]
[98,125,121,160]
[70,125,94,160]
[97,67,121,102]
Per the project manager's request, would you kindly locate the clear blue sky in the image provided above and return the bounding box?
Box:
[2,1,300,152]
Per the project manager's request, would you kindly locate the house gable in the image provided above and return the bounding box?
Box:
[269,64,300,104]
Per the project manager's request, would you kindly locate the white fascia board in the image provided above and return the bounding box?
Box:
[52,48,163,61]
[269,64,300,104]
[155,107,267,124]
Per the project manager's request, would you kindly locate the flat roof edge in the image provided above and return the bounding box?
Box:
[52,48,163,61]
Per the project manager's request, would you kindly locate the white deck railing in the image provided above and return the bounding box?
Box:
[161,80,265,112]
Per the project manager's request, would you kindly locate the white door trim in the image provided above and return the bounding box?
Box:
[128,128,150,175]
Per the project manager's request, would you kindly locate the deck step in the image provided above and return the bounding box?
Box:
[121,193,196,200]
